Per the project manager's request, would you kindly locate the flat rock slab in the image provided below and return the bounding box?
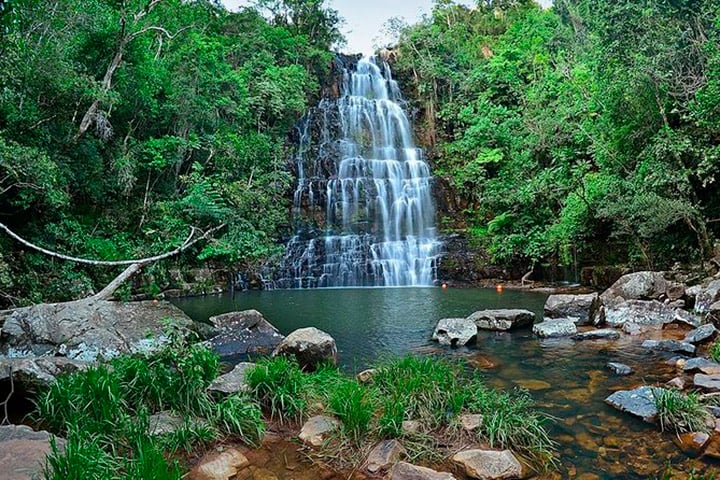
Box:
[544,293,601,325]
[605,386,662,422]
[298,415,339,447]
[607,362,632,375]
[0,425,64,480]
[208,362,254,395]
[694,374,720,392]
[573,329,621,341]
[452,449,522,480]
[467,309,535,331]
[685,324,718,344]
[683,358,720,374]
[432,318,477,346]
[604,300,675,328]
[386,461,456,480]
[365,439,406,474]
[188,448,249,480]
[642,340,695,355]
[532,319,577,338]
[208,310,284,360]
[273,327,337,370]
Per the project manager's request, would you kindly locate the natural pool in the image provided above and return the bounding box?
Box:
[174,288,718,479]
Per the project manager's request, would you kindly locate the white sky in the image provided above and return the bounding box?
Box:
[221,0,554,55]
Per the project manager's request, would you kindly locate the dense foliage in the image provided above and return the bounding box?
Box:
[391,0,720,271]
[0,0,340,306]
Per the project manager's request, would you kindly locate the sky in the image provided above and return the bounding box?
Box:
[221,0,553,55]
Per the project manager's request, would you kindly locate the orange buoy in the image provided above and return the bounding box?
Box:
[441,283,448,289]
[495,284,504,293]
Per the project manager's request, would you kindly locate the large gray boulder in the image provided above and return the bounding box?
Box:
[600,271,669,307]
[452,449,522,480]
[603,300,676,328]
[0,300,192,361]
[0,425,64,480]
[467,309,535,331]
[605,386,662,422]
[696,280,720,313]
[532,318,577,338]
[432,318,477,346]
[0,356,91,391]
[207,310,284,360]
[544,293,601,325]
[273,327,337,370]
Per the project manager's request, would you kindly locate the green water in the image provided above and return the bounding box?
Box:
[173,288,714,478]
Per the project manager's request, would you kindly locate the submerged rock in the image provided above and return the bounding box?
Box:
[364,439,406,474]
[273,327,337,370]
[684,324,718,344]
[532,318,577,338]
[208,310,284,360]
[207,362,254,395]
[544,293,602,325]
[606,362,632,375]
[641,339,695,355]
[432,318,477,346]
[0,425,64,480]
[298,415,339,447]
[387,461,456,480]
[605,386,662,422]
[573,329,621,341]
[467,309,535,331]
[452,449,522,480]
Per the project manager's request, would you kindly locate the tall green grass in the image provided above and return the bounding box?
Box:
[653,388,712,434]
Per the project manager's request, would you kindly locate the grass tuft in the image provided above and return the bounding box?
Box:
[653,388,712,434]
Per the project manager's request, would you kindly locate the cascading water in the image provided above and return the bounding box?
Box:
[276,55,441,288]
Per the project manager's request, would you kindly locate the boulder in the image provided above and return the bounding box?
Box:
[600,271,668,307]
[207,362,254,396]
[641,339,696,355]
[604,300,676,328]
[672,309,703,328]
[432,318,477,346]
[208,310,284,360]
[532,319,577,338]
[273,327,337,370]
[188,448,249,480]
[684,324,718,344]
[683,358,720,375]
[458,414,484,432]
[452,449,522,480]
[694,374,720,392]
[386,462,456,480]
[605,386,662,422]
[544,293,601,326]
[0,356,91,391]
[298,415,339,447]
[0,425,64,480]
[364,440,407,474]
[573,329,620,341]
[606,362,632,375]
[696,280,720,313]
[0,300,192,361]
[467,309,535,331]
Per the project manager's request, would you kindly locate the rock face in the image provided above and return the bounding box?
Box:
[696,280,720,313]
[452,449,522,480]
[273,327,337,370]
[573,329,620,341]
[364,440,407,474]
[0,356,90,390]
[298,415,340,447]
[600,271,668,306]
[432,318,477,346]
[685,324,718,344]
[208,310,285,360]
[0,425,64,480]
[0,300,192,361]
[467,309,535,331]
[641,339,695,355]
[207,362,254,395]
[188,448,249,480]
[603,300,676,328]
[544,293,601,325]
[386,462,456,480]
[605,386,661,422]
[532,318,577,338]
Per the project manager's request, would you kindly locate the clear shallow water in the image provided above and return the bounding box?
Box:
[174,288,717,478]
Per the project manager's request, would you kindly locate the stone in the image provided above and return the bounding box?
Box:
[467,309,535,331]
[604,300,675,328]
[298,415,339,447]
[0,300,193,361]
[666,377,686,389]
[0,356,91,391]
[573,329,621,341]
[683,357,720,374]
[673,431,710,457]
[458,414,484,431]
[188,448,249,480]
[623,323,644,335]
[641,340,696,355]
[671,309,703,328]
[605,386,662,422]
[532,318,577,338]
[364,440,407,474]
[402,420,422,435]
[386,461,456,480]
[544,293,602,325]
[273,327,337,370]
[148,411,184,435]
[0,425,65,480]
[452,449,522,480]
[606,362,632,375]
[432,318,477,346]
[208,362,254,395]
[208,310,284,360]
[685,324,718,344]
[696,280,720,313]
[694,374,720,392]
[600,271,668,307]
[357,368,376,384]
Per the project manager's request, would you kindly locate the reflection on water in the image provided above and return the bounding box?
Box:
[173,288,719,478]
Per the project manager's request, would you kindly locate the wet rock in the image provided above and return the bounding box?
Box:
[573,329,621,341]
[208,310,284,360]
[298,415,339,447]
[673,431,710,457]
[606,362,632,375]
[544,293,602,326]
[532,318,577,338]
[386,461,456,480]
[666,377,686,389]
[605,386,662,422]
[189,448,249,480]
[467,309,535,331]
[458,414,484,432]
[641,339,695,355]
[0,356,91,391]
[208,362,254,396]
[0,424,64,480]
[273,327,337,370]
[357,368,376,384]
[600,271,668,307]
[684,324,718,344]
[364,440,406,474]
[513,379,551,390]
[402,420,422,435]
[604,300,675,328]
[696,280,720,313]
[432,318,477,346]
[683,357,720,374]
[452,449,522,480]
[0,300,192,361]
[694,374,720,392]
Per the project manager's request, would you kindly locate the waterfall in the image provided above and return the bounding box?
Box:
[277,56,441,288]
